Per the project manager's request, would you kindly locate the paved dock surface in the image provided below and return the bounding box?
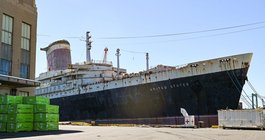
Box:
[1,125,265,140]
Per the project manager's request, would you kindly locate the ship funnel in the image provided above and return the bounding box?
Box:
[41,40,72,71]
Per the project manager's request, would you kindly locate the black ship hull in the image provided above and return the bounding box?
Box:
[51,68,248,121]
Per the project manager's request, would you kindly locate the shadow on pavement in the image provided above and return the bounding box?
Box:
[0,130,82,139]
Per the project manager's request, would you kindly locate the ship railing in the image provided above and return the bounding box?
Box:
[75,60,112,65]
[148,64,187,70]
[175,64,189,69]
[82,65,181,86]
[38,69,70,80]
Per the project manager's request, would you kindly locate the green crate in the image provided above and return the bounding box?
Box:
[0,114,7,122]
[8,104,33,114]
[0,96,23,104]
[0,122,6,132]
[0,105,8,113]
[34,122,59,131]
[7,122,33,132]
[7,114,33,123]
[34,104,59,114]
[34,113,59,122]
[0,96,14,104]
[23,96,50,105]
[15,96,23,104]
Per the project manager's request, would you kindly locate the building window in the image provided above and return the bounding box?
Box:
[18,91,29,96]
[20,22,31,78]
[0,14,13,75]
[20,63,29,78]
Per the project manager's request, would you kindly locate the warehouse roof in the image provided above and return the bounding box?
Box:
[0,74,40,88]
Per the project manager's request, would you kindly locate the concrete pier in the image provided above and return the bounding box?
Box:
[1,125,265,140]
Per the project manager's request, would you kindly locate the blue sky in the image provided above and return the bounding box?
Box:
[36,0,265,106]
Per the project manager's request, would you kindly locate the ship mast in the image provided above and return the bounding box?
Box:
[116,48,121,79]
[86,31,92,62]
[146,53,149,71]
[103,47,108,63]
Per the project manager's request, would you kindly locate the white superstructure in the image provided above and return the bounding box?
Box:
[35,52,253,100]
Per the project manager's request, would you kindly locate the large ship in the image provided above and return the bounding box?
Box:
[35,32,252,122]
